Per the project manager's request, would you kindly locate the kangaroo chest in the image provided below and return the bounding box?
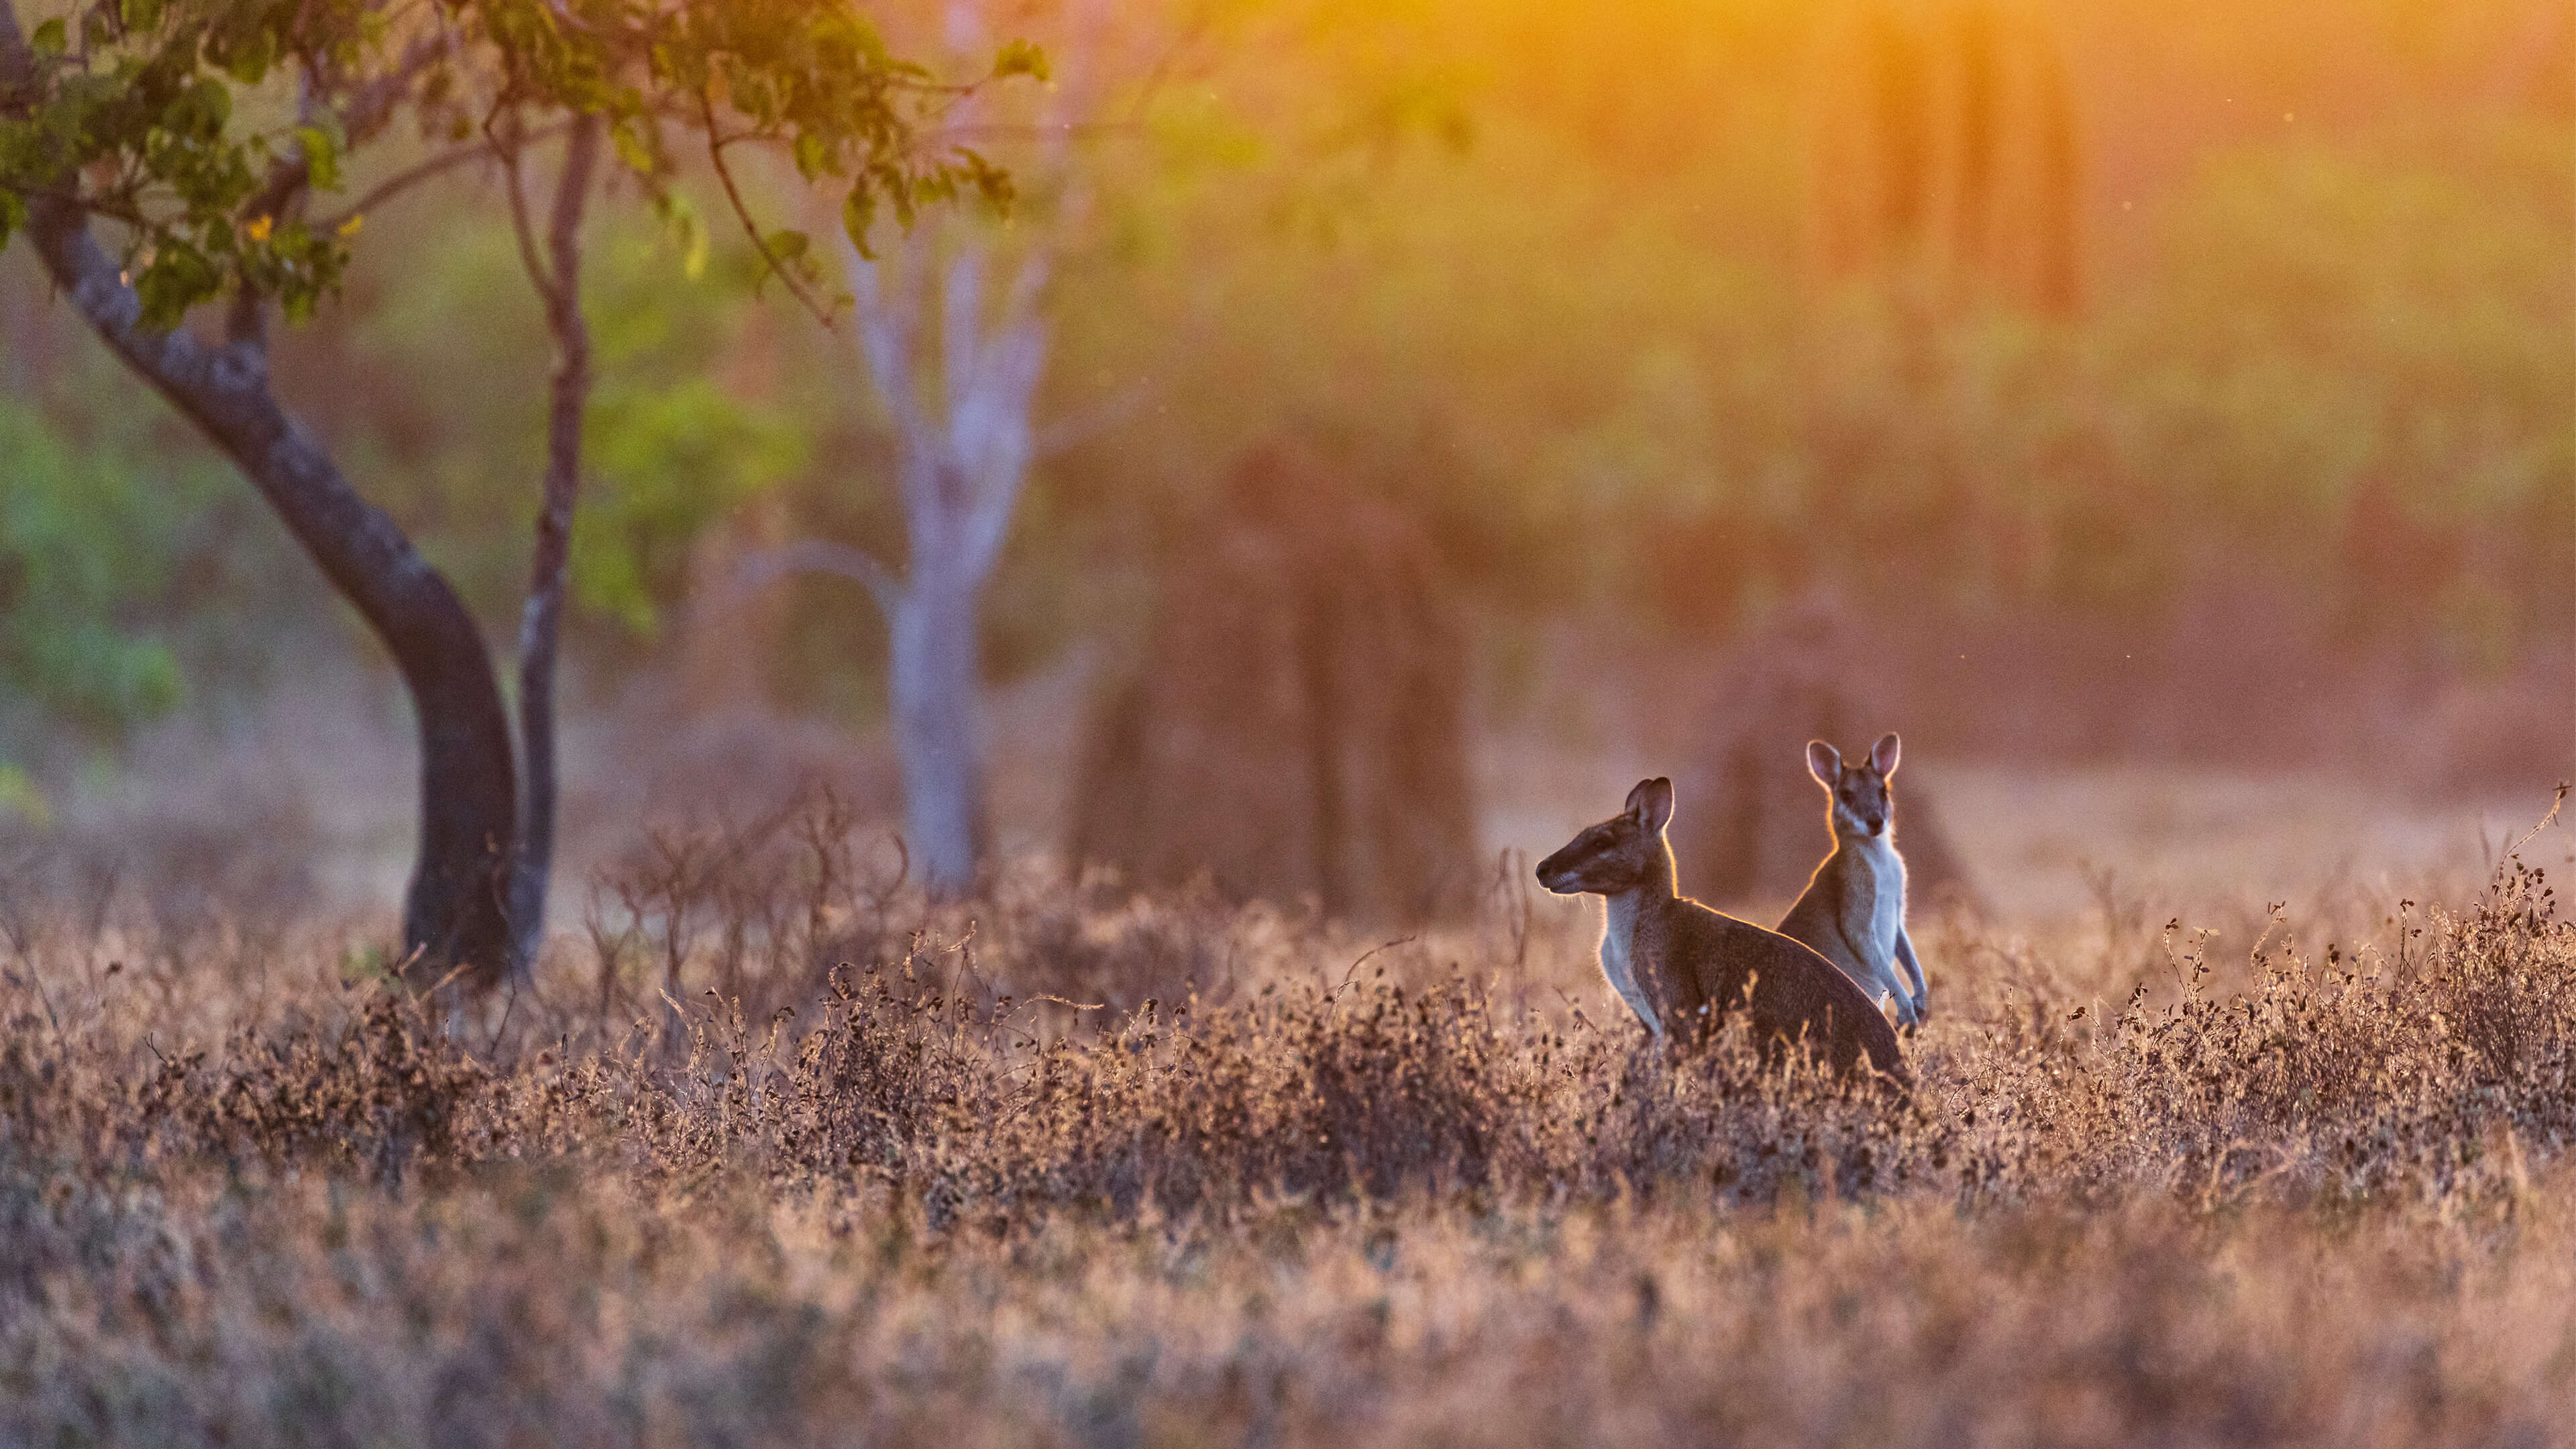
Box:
[1599,894,1664,1036]
[1840,838,1908,965]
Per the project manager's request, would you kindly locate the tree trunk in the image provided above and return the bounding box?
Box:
[2,8,516,985]
[508,116,602,974]
[24,203,518,981]
[888,572,988,898]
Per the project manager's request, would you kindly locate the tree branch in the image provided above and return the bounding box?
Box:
[493,114,559,308]
[316,131,535,232]
[241,33,446,229]
[344,33,447,142]
[729,539,904,616]
[508,112,602,975]
[701,87,838,328]
[941,243,985,427]
[841,226,941,467]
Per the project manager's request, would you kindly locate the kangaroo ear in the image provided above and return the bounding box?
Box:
[1872,733,1901,777]
[1625,777,1675,834]
[1806,741,1841,788]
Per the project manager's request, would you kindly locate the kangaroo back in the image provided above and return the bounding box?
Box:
[1538,775,1909,1085]
[1666,899,1908,1083]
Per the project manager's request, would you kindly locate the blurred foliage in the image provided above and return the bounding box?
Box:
[0,321,342,757]
[0,394,196,741]
[578,376,808,639]
[1052,0,2570,660]
[0,759,46,824]
[317,218,814,643]
[0,0,1026,327]
[0,0,2567,742]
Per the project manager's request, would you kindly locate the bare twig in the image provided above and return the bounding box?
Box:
[316,131,551,232]
[701,88,837,327]
[728,537,905,615]
[492,111,561,307]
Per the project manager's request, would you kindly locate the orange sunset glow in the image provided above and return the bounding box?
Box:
[0,0,2569,1439]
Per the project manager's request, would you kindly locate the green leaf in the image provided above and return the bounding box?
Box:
[655,194,709,280]
[609,119,658,178]
[221,30,274,86]
[993,39,1049,83]
[294,125,341,191]
[180,75,230,136]
[0,763,51,830]
[792,131,828,182]
[29,17,64,55]
[764,229,809,264]
[0,193,24,254]
[841,187,877,260]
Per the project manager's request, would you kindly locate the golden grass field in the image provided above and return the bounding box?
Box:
[3,754,2573,1446]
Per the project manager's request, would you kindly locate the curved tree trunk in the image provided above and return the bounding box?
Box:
[509,116,603,974]
[13,195,519,987]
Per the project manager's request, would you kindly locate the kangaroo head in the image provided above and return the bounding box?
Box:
[1537,777,1675,896]
[1807,733,1901,841]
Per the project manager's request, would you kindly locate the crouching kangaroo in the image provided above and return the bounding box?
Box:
[1537,777,1907,1083]
[1778,733,1929,1029]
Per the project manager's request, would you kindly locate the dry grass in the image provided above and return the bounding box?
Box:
[3,793,2573,1445]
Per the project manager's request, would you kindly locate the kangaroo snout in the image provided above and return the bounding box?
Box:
[1534,851,1582,894]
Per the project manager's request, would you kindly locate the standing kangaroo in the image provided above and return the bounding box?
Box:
[1777,733,1929,1028]
[1537,777,1907,1082]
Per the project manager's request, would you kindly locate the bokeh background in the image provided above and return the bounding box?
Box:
[1,0,2568,929]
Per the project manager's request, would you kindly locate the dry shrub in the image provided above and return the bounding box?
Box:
[2,1131,2571,1445]
[1073,443,1479,924]
[131,991,488,1184]
[1,802,2575,1443]
[582,784,910,1026]
[1676,594,1975,906]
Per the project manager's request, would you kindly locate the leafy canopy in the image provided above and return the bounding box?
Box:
[0,0,1042,328]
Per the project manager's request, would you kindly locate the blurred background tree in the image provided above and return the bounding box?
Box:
[0,0,1029,980]
[0,0,2565,918]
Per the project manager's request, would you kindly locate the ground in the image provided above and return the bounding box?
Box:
[5,667,2570,1445]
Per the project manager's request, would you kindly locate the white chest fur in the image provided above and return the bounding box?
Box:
[1845,836,1909,965]
[1599,893,1662,1036]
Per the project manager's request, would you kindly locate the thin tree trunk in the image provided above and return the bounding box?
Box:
[1,4,518,989]
[888,572,988,897]
[508,116,602,974]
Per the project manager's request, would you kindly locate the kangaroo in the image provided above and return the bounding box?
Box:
[1777,733,1929,1029]
[1536,777,1907,1083]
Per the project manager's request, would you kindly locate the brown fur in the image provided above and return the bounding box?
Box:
[1778,733,1928,1026]
[1538,778,1909,1084]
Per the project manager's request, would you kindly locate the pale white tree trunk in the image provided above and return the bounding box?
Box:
[888,570,989,886]
[829,222,1051,897]
[758,0,1138,897]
